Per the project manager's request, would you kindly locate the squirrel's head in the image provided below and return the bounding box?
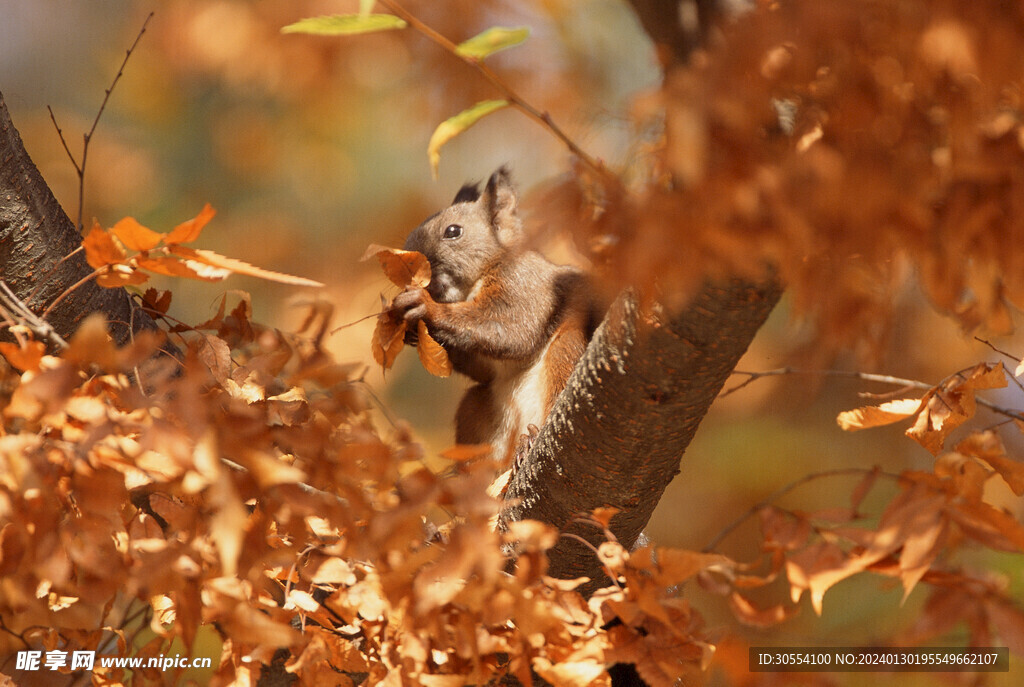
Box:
[404,166,523,303]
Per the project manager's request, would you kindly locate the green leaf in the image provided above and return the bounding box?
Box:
[427,100,510,178]
[455,26,530,60]
[281,14,406,36]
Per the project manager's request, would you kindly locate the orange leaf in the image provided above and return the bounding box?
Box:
[0,340,45,372]
[83,222,127,268]
[361,244,431,288]
[371,310,406,370]
[947,500,1024,552]
[164,203,217,244]
[836,397,921,431]
[136,256,223,282]
[906,363,1007,455]
[110,216,163,251]
[416,320,451,377]
[167,246,324,287]
[728,592,794,628]
[956,432,1024,496]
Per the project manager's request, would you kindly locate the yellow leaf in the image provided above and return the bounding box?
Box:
[455,26,530,60]
[281,14,407,35]
[427,100,509,178]
[417,320,451,377]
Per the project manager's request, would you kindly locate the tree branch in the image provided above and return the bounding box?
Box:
[501,275,782,593]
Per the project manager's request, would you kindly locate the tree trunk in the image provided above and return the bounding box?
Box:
[501,278,782,591]
[0,90,162,348]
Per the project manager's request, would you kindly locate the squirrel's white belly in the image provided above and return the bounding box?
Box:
[487,338,552,465]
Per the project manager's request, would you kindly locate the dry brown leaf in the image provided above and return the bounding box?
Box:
[416,320,452,377]
[836,397,921,431]
[947,501,1024,552]
[956,431,1024,496]
[728,592,794,628]
[371,309,406,370]
[906,363,1007,455]
[361,244,431,288]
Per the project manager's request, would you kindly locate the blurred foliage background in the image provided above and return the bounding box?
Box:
[2,0,1021,675]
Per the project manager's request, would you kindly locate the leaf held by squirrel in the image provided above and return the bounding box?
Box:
[364,245,452,377]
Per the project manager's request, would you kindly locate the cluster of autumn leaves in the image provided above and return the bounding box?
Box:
[1,237,1024,686]
[0,288,724,686]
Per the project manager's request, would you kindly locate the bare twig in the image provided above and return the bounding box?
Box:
[40,270,104,321]
[702,467,900,553]
[975,337,1024,394]
[723,367,934,398]
[46,12,154,232]
[726,365,1024,423]
[376,0,603,174]
[0,280,69,350]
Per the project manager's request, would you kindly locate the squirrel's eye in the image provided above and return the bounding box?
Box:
[442,224,463,240]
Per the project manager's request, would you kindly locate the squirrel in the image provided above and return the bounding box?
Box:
[393,167,595,472]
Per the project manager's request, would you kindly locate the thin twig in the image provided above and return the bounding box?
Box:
[376,0,603,174]
[0,280,69,349]
[975,337,1024,394]
[40,270,103,321]
[723,367,934,398]
[726,366,1024,422]
[702,467,900,553]
[47,12,153,232]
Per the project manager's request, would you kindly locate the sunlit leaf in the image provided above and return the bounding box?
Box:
[417,320,451,377]
[281,14,407,36]
[427,100,509,178]
[164,203,216,245]
[361,244,431,288]
[96,265,149,288]
[83,222,127,268]
[110,217,163,251]
[167,246,324,287]
[455,26,530,60]
[836,397,921,431]
[358,0,375,15]
[136,256,222,282]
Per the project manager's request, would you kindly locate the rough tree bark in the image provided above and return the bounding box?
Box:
[501,280,782,590]
[0,90,162,348]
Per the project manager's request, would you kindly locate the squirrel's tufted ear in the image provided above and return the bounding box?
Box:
[484,166,522,245]
[452,182,480,205]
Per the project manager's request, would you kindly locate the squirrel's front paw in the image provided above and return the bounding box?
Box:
[392,287,429,323]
